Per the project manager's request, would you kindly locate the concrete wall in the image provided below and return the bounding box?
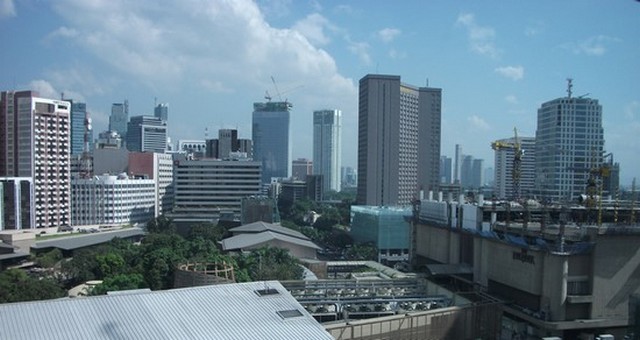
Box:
[485,241,544,295]
[591,234,640,321]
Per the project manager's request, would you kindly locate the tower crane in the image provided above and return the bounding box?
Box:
[491,127,522,200]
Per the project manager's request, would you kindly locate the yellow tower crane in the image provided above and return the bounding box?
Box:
[491,127,522,200]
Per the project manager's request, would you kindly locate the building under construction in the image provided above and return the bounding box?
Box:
[412,191,640,339]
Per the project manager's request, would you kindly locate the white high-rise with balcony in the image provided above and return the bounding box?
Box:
[313,109,342,192]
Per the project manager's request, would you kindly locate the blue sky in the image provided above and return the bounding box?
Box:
[1,0,639,186]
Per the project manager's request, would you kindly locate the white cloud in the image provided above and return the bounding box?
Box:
[468,115,490,130]
[377,28,401,43]
[46,26,79,40]
[292,13,335,46]
[495,65,524,81]
[346,38,371,65]
[456,12,500,59]
[625,101,640,120]
[564,35,620,56]
[505,95,518,104]
[29,80,58,99]
[0,0,16,18]
[389,48,406,59]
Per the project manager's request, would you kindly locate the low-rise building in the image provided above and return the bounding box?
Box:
[350,206,411,263]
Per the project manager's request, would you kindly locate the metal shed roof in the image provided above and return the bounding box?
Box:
[31,228,145,251]
[0,281,333,340]
[230,221,308,240]
[221,231,321,251]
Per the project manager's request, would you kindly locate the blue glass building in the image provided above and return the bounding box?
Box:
[350,205,412,263]
[70,102,93,155]
[252,101,291,184]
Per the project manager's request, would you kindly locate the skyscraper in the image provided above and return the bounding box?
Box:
[454,144,462,184]
[1,90,71,228]
[534,81,604,202]
[313,109,342,192]
[494,136,536,199]
[154,103,168,122]
[70,101,91,155]
[252,101,291,184]
[126,115,167,153]
[292,158,313,181]
[440,156,452,184]
[357,74,441,206]
[109,100,129,138]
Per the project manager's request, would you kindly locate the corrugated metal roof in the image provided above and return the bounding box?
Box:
[221,231,322,251]
[0,281,333,340]
[230,221,307,240]
[31,228,145,251]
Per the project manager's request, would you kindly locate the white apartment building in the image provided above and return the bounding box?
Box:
[1,91,71,228]
[71,175,155,226]
[313,109,342,192]
[128,152,174,217]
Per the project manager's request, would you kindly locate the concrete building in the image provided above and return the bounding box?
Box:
[205,129,252,159]
[70,101,93,155]
[440,156,452,184]
[71,174,155,226]
[128,152,174,217]
[454,144,462,184]
[108,100,128,140]
[0,177,33,230]
[313,109,342,192]
[534,81,605,203]
[414,195,640,339]
[341,166,357,189]
[0,91,71,229]
[350,206,411,263]
[96,130,122,149]
[494,136,536,200]
[357,74,441,206]
[171,156,262,223]
[93,148,129,175]
[126,115,167,153]
[292,158,313,181]
[241,196,280,225]
[252,101,291,184]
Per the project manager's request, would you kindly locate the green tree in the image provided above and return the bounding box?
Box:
[345,243,377,261]
[237,247,303,281]
[91,273,146,295]
[96,253,126,278]
[0,269,65,303]
[34,248,63,268]
[187,222,227,242]
[145,215,176,234]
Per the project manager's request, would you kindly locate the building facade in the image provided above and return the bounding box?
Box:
[440,156,452,184]
[171,156,262,222]
[109,100,128,140]
[154,103,168,122]
[292,158,312,181]
[313,109,342,192]
[71,175,155,226]
[350,206,411,263]
[357,74,441,206]
[128,152,174,217]
[0,177,33,230]
[494,136,536,200]
[534,87,604,202]
[70,101,93,155]
[252,101,291,184]
[1,91,71,228]
[126,115,167,153]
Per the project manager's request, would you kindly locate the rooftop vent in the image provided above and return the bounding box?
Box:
[255,288,280,296]
[276,309,303,319]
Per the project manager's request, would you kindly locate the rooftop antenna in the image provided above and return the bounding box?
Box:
[426,78,429,87]
[566,78,573,98]
[60,92,65,100]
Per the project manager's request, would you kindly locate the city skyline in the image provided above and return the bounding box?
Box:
[1,1,639,185]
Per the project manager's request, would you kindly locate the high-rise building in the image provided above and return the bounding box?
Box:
[341,166,357,189]
[154,103,168,122]
[292,158,312,181]
[534,81,604,202]
[454,144,462,184]
[252,101,291,184]
[494,136,536,200]
[0,91,71,228]
[313,109,342,192]
[126,115,167,153]
[205,129,252,159]
[357,74,441,206]
[70,101,93,155]
[128,152,174,217]
[0,178,33,230]
[109,100,129,139]
[440,156,452,184]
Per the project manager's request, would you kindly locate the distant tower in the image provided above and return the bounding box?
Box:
[126,115,167,153]
[313,109,342,192]
[154,103,168,122]
[252,101,291,184]
[454,144,462,184]
[534,81,604,202]
[109,100,129,140]
[357,74,442,206]
[494,136,536,200]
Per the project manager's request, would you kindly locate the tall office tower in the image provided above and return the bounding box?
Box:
[313,109,342,192]
[154,103,168,122]
[471,159,484,189]
[0,91,71,228]
[484,167,494,187]
[126,115,167,153]
[341,166,357,189]
[460,155,474,188]
[70,101,93,155]
[357,74,442,206]
[218,129,238,159]
[109,100,129,138]
[494,136,536,200]
[453,144,462,184]
[252,101,291,184]
[534,80,604,202]
[292,158,313,181]
[0,178,33,230]
[440,156,452,184]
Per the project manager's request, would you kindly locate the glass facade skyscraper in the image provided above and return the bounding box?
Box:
[109,100,128,139]
[252,101,291,184]
[70,102,93,155]
[313,109,342,192]
[534,93,604,202]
